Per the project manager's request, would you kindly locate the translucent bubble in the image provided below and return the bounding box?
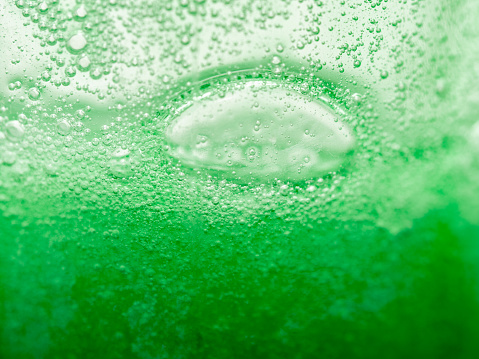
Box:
[5,120,25,140]
[75,110,86,120]
[271,56,282,65]
[38,1,48,13]
[77,55,91,72]
[380,70,389,79]
[28,87,41,100]
[67,33,87,54]
[108,148,134,178]
[90,67,102,80]
[41,71,51,81]
[2,151,17,166]
[44,163,59,176]
[181,35,191,45]
[279,184,290,196]
[74,5,88,21]
[57,120,71,135]
[65,66,77,77]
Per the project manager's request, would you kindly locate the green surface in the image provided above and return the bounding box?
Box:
[1,0,479,358]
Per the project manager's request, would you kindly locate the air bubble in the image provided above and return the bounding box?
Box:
[165,78,355,182]
[67,33,87,54]
[28,87,41,100]
[77,55,91,72]
[74,5,88,21]
[57,120,71,135]
[5,120,25,140]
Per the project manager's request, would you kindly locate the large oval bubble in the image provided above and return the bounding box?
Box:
[164,78,355,182]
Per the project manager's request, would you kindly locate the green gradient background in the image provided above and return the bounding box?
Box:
[1,0,479,358]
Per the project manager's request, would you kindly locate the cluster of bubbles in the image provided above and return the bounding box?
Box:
[0,0,461,226]
[2,1,479,358]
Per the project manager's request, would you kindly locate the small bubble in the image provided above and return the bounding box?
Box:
[380,70,389,79]
[57,120,71,135]
[67,33,87,54]
[271,55,282,65]
[2,151,17,166]
[90,67,102,80]
[65,66,77,77]
[353,60,361,68]
[180,35,190,45]
[75,110,86,120]
[5,120,25,140]
[77,55,91,72]
[28,87,41,100]
[279,184,290,196]
[41,71,51,81]
[74,5,88,21]
[38,1,48,13]
[46,35,57,46]
[44,163,59,176]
